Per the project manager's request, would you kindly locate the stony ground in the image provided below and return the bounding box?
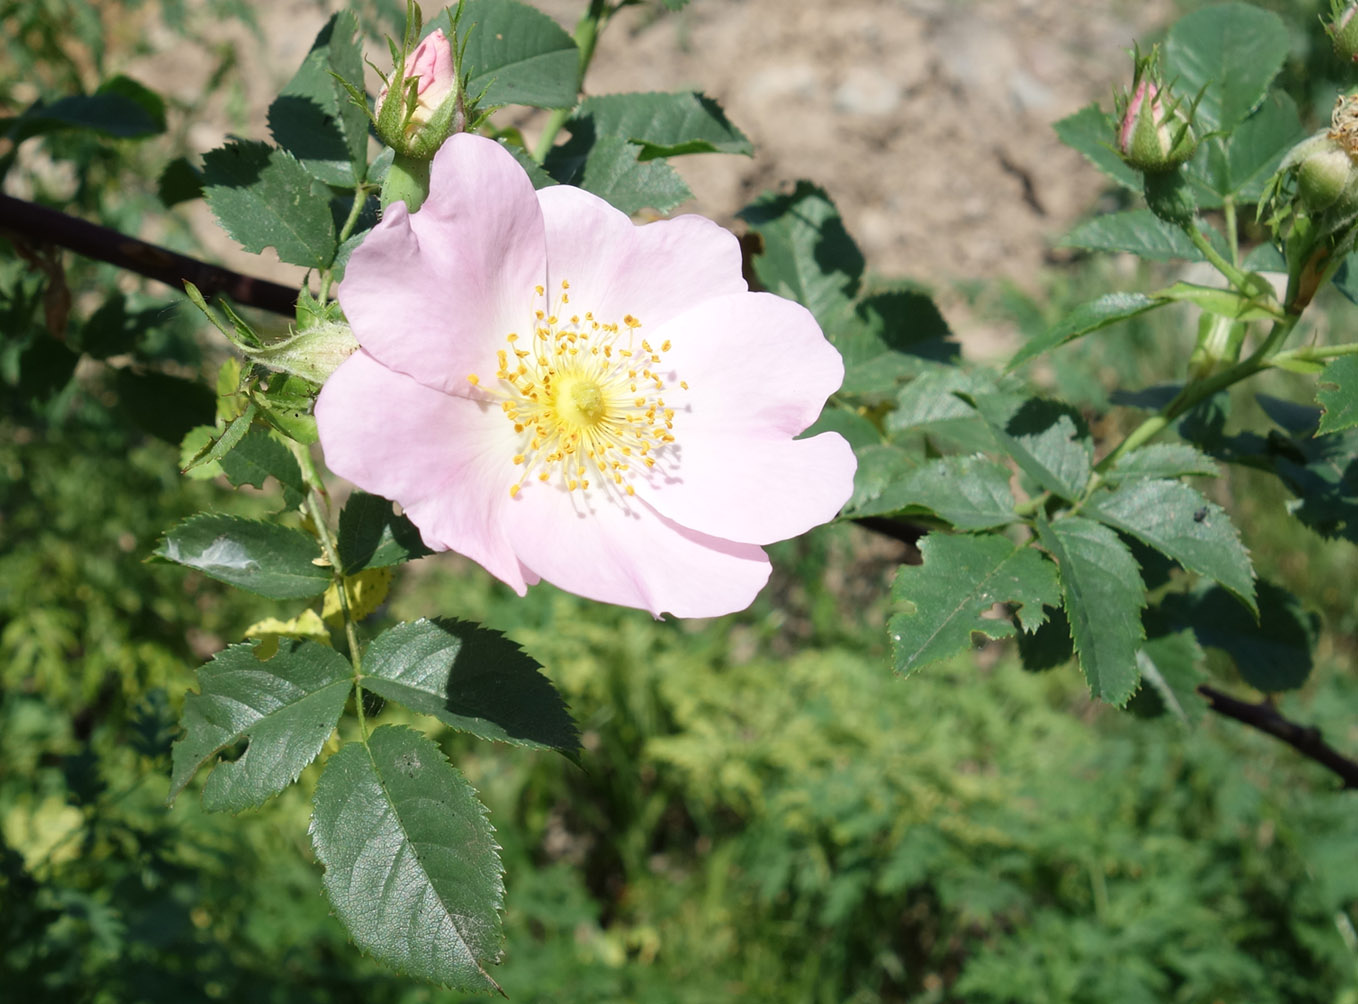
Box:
[130,0,1172,356]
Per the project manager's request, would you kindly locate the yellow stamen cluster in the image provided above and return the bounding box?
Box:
[466,280,682,499]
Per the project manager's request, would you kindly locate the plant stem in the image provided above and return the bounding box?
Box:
[1222,196,1239,267]
[318,184,371,303]
[1270,340,1358,367]
[532,0,612,162]
[1185,223,1249,290]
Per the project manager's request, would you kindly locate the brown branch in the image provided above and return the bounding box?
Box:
[1198,684,1358,790]
[0,193,298,317]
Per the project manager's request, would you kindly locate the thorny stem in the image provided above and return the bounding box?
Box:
[1199,685,1358,790]
[532,0,613,162]
[292,442,369,739]
[318,184,371,303]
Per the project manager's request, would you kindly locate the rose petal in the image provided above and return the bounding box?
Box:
[503,482,771,617]
[337,135,547,395]
[536,184,747,330]
[315,350,530,592]
[640,430,856,545]
[654,291,845,440]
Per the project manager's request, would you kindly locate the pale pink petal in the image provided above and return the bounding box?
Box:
[639,431,855,545]
[337,135,547,395]
[535,184,747,330]
[315,351,530,592]
[502,483,771,617]
[653,291,845,440]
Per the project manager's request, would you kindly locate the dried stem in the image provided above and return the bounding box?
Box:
[1198,684,1358,790]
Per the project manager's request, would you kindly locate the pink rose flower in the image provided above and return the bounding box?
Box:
[316,134,856,617]
[377,28,455,135]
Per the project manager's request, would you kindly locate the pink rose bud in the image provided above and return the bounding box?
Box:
[376,28,458,158]
[1328,1,1358,62]
[1114,45,1197,175]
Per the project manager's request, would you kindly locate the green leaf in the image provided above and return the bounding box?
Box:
[1177,581,1316,692]
[1316,355,1358,435]
[256,374,320,444]
[169,640,351,811]
[1007,292,1161,371]
[203,140,337,269]
[182,403,258,472]
[1129,625,1205,725]
[1164,2,1289,134]
[153,514,330,599]
[856,455,1016,529]
[1036,515,1145,705]
[888,532,1060,676]
[498,138,557,189]
[1015,605,1073,671]
[1061,210,1224,262]
[843,443,917,516]
[969,394,1092,501]
[1154,281,1279,321]
[572,134,691,214]
[216,425,306,506]
[1052,102,1139,191]
[462,0,580,110]
[336,492,433,573]
[362,619,578,754]
[837,286,958,396]
[311,726,504,992]
[572,91,751,159]
[268,11,368,187]
[1086,478,1256,615]
[115,369,215,444]
[9,74,166,141]
[738,182,863,327]
[1103,443,1218,483]
[158,156,203,207]
[1198,90,1302,204]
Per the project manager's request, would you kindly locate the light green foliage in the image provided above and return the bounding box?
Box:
[153,513,330,599]
[1008,291,1162,369]
[311,726,505,992]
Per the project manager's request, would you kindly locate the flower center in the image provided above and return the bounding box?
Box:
[466,281,686,499]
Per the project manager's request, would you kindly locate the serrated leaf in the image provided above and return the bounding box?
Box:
[1176,581,1316,692]
[153,514,330,599]
[363,619,579,754]
[857,455,1016,529]
[1061,210,1226,262]
[572,91,751,159]
[256,374,320,444]
[182,403,258,472]
[337,492,434,573]
[838,286,958,396]
[843,443,917,516]
[574,134,690,214]
[158,156,203,207]
[1086,479,1255,614]
[888,532,1060,676]
[10,74,165,141]
[322,567,393,623]
[969,394,1092,501]
[311,726,504,991]
[1036,515,1145,704]
[1104,443,1219,483]
[1317,355,1358,435]
[269,11,367,187]
[203,140,337,269]
[1164,2,1288,134]
[461,0,579,110]
[1130,626,1205,725]
[1007,292,1161,371]
[169,640,350,811]
[216,424,306,507]
[244,609,331,660]
[738,182,863,327]
[1016,605,1073,671]
[1198,90,1302,204]
[1053,102,1139,191]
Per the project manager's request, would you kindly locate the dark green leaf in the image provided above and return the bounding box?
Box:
[1104,443,1219,483]
[336,492,433,573]
[843,443,919,517]
[856,455,1016,529]
[1316,355,1358,435]
[182,403,258,472]
[169,640,350,811]
[17,337,78,401]
[738,182,863,327]
[1128,624,1205,725]
[153,513,330,599]
[1199,91,1302,204]
[572,91,751,159]
[499,139,557,189]
[888,532,1060,676]
[79,292,155,358]
[1164,3,1289,133]
[462,0,580,110]
[10,75,165,141]
[969,394,1092,501]
[203,140,337,269]
[1176,581,1316,692]
[1086,478,1255,615]
[362,619,578,753]
[572,134,690,214]
[269,11,367,187]
[216,425,306,506]
[1052,102,1139,191]
[1036,515,1145,705]
[1007,292,1161,371]
[1061,210,1225,262]
[115,369,215,444]
[157,156,203,207]
[838,286,958,396]
[1015,605,1073,671]
[802,406,880,451]
[311,726,504,991]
